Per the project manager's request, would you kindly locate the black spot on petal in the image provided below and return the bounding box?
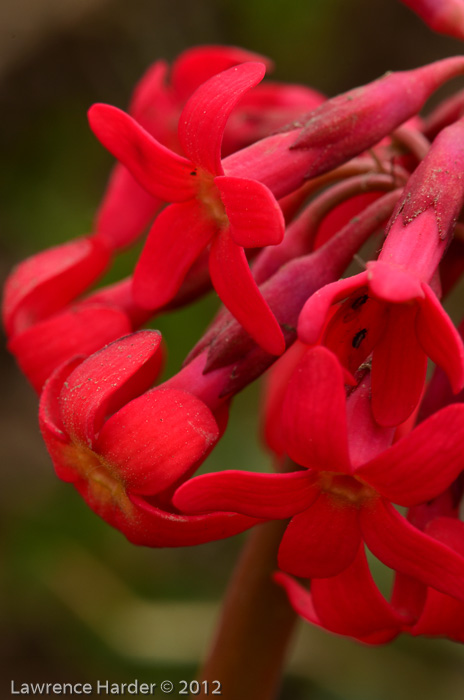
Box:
[352,328,367,349]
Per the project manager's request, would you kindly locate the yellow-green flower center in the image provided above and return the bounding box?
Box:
[197,173,229,228]
[64,442,133,517]
[318,471,376,506]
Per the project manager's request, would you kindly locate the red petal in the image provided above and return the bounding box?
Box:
[95,388,219,495]
[417,283,464,393]
[128,59,170,119]
[357,404,464,506]
[178,62,266,175]
[125,494,260,547]
[215,175,284,247]
[278,493,361,578]
[361,499,464,602]
[209,230,285,355]
[391,571,428,622]
[297,272,369,345]
[94,164,163,250]
[3,236,110,336]
[59,330,163,448]
[412,586,464,641]
[88,104,196,202]
[39,358,86,482]
[345,375,395,468]
[174,470,319,518]
[282,346,351,472]
[8,304,132,393]
[171,46,273,102]
[275,567,400,644]
[310,545,404,639]
[133,201,216,309]
[411,518,464,640]
[366,260,424,302]
[262,340,308,456]
[371,305,428,427]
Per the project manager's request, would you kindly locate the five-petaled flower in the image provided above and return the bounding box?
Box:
[175,346,464,600]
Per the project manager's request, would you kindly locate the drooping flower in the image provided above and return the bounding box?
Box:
[175,346,464,599]
[40,331,258,546]
[298,116,464,426]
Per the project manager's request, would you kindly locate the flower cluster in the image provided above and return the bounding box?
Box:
[6,27,464,647]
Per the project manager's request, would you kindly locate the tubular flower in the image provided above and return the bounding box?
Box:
[175,346,464,599]
[89,62,286,355]
[298,116,464,426]
[39,331,258,546]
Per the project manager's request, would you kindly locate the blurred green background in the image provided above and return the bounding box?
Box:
[2,0,464,697]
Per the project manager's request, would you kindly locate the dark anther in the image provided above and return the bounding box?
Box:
[352,328,367,349]
[351,294,368,310]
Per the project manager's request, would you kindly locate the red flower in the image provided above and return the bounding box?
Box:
[298,117,464,426]
[94,45,305,250]
[40,331,257,546]
[89,62,286,355]
[298,264,464,426]
[175,346,464,598]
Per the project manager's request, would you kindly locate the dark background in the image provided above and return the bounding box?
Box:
[2,1,464,697]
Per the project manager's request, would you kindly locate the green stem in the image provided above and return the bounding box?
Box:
[198,520,297,700]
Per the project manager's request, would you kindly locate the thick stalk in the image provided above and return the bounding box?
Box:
[198,520,297,700]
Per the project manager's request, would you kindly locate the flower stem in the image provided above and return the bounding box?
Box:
[198,520,297,700]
